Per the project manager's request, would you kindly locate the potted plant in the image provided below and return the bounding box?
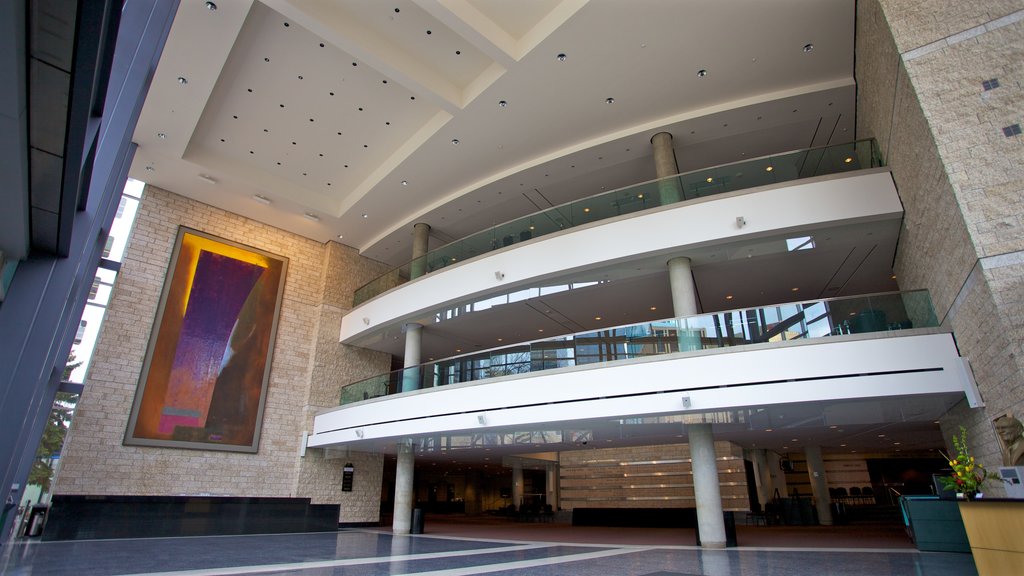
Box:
[939,426,999,499]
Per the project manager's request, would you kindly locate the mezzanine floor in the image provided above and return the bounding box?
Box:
[1,516,977,576]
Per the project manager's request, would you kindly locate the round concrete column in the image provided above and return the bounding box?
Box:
[401,323,422,392]
[410,222,431,279]
[668,256,701,351]
[651,132,682,204]
[392,441,415,534]
[546,462,559,511]
[689,423,726,548]
[804,445,833,525]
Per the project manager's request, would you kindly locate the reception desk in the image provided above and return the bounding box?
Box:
[958,499,1024,576]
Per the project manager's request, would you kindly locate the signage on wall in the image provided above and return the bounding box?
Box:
[342,463,354,492]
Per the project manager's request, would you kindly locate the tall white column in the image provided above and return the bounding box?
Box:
[392,441,415,534]
[546,462,559,510]
[804,445,833,525]
[401,323,422,392]
[410,222,430,279]
[689,423,726,548]
[748,448,773,510]
[651,132,682,204]
[512,461,524,509]
[668,256,701,351]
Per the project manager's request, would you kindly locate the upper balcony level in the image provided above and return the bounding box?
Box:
[341,140,903,359]
[310,290,975,452]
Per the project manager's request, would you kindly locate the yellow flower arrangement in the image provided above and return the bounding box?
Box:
[939,426,999,497]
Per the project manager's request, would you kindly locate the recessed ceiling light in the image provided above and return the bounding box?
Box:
[451,138,460,145]
[337,234,343,239]
[361,213,368,219]
[765,166,774,172]
[791,287,799,292]
[803,43,814,52]
[844,157,853,163]
[303,212,319,222]
[205,1,217,10]
[498,100,507,107]
[177,76,188,85]
[705,177,713,183]
[725,295,733,300]
[765,428,773,432]
[697,69,707,77]
[401,180,408,186]
[594,316,602,321]
[649,306,657,311]
[252,194,271,205]
[556,53,567,61]
[538,329,544,332]
[637,193,644,199]
[144,165,154,171]
[605,97,615,104]
[157,132,166,139]
[583,207,590,213]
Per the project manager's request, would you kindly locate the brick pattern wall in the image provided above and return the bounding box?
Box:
[559,442,749,512]
[857,0,1024,495]
[56,187,390,512]
[295,242,391,521]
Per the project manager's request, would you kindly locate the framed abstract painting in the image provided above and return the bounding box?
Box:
[125,227,288,452]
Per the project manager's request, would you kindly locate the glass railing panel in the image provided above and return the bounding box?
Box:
[338,290,937,405]
[351,139,885,305]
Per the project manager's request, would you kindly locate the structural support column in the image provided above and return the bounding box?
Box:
[689,423,726,548]
[401,323,422,392]
[512,461,524,509]
[545,462,559,510]
[804,445,833,525]
[668,256,701,351]
[651,132,682,204]
[392,441,415,534]
[748,449,773,511]
[410,222,431,279]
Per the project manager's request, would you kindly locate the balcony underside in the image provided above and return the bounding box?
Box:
[310,332,972,456]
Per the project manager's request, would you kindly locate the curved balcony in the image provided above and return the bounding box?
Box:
[338,290,937,405]
[353,139,883,306]
[310,290,976,449]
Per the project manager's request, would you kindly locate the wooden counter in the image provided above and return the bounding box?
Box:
[958,499,1024,576]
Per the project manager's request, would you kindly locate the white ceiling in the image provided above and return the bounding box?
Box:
[131,0,857,267]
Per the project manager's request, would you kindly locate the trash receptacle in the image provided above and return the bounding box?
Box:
[410,508,424,534]
[694,511,737,547]
[26,505,48,537]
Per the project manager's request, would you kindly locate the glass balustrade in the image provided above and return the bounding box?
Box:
[339,289,935,405]
[352,139,883,305]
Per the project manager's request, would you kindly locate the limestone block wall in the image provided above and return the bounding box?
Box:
[295,241,391,522]
[559,442,749,512]
[856,0,1024,494]
[56,186,389,509]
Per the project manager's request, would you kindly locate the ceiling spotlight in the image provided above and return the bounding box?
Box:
[197,174,217,184]
[304,212,320,222]
[252,194,271,205]
[451,138,460,145]
[803,43,814,52]
[556,53,567,61]
[605,97,615,104]
[697,69,708,77]
[765,165,774,172]
[498,100,507,107]
[725,295,734,300]
[177,76,188,85]
[361,213,368,218]
[337,234,344,239]
[844,157,853,163]
[401,180,408,186]
[791,287,799,292]
[706,177,713,183]
[205,1,217,10]
[157,132,166,139]
[144,165,154,172]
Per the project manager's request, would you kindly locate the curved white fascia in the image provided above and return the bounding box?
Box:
[341,170,901,343]
[309,332,967,448]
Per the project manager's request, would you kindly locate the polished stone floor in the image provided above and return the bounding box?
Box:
[0,529,978,576]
